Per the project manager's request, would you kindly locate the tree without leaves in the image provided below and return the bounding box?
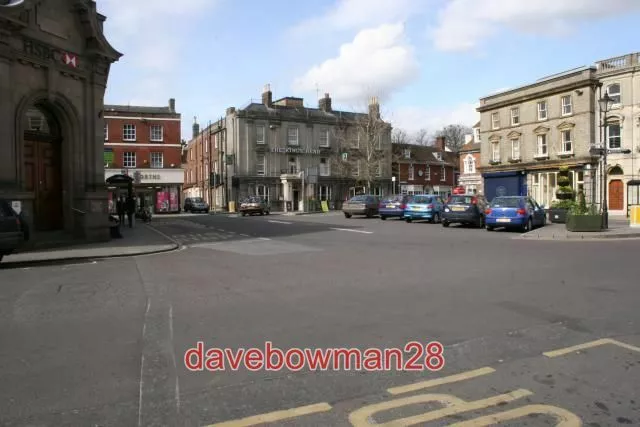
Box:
[413,128,430,146]
[330,106,392,195]
[436,124,473,152]
[392,128,409,145]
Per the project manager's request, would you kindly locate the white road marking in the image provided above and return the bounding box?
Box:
[268,220,293,224]
[138,298,151,427]
[259,237,271,241]
[169,305,180,414]
[330,228,373,234]
[240,234,250,237]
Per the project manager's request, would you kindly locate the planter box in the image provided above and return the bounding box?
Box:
[549,208,568,223]
[566,214,603,232]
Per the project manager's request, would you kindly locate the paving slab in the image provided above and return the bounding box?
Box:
[516,218,640,241]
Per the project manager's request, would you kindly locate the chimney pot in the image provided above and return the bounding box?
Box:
[262,84,273,108]
[169,98,175,112]
[319,93,332,112]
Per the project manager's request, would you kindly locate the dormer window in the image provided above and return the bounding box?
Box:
[403,149,411,159]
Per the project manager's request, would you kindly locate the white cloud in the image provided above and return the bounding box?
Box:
[290,0,420,36]
[389,103,480,134]
[431,0,640,52]
[293,23,419,104]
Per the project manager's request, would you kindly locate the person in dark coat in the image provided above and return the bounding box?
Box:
[126,195,135,228]
[116,195,126,226]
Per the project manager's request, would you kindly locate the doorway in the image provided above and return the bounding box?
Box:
[609,180,624,211]
[23,106,63,231]
[293,189,299,211]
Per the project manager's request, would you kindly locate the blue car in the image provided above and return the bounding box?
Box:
[485,196,546,232]
[378,195,409,220]
[403,194,444,223]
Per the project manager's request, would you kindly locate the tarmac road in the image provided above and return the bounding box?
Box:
[0,213,638,426]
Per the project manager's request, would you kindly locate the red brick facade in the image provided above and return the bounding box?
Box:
[392,138,458,195]
[182,120,225,207]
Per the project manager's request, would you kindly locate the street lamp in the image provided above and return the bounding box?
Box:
[598,92,614,229]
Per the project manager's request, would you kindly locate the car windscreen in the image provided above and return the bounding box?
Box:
[192,198,204,203]
[408,196,432,204]
[350,196,367,202]
[449,196,474,204]
[491,197,522,208]
[382,195,404,203]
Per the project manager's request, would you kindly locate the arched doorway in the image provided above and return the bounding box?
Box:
[23,104,64,231]
[609,180,624,211]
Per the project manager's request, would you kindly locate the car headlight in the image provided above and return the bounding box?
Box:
[444,208,450,212]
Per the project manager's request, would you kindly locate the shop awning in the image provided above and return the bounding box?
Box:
[106,174,133,185]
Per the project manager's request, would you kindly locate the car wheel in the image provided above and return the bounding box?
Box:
[344,213,352,218]
[477,216,485,228]
[406,218,412,223]
[380,216,387,220]
[442,220,450,227]
[486,225,494,231]
[431,213,440,224]
[242,212,246,217]
[523,218,533,232]
[265,210,270,215]
[365,209,373,218]
[260,210,265,216]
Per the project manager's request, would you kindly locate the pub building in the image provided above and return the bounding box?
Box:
[0,1,121,244]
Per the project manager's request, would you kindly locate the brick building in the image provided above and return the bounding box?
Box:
[182,118,225,210]
[392,138,458,196]
[103,99,184,214]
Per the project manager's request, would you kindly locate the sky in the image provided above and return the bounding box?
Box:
[100,0,640,141]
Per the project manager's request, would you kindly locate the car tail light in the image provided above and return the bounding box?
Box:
[16,217,21,227]
[379,202,385,208]
[400,203,406,209]
[485,208,492,215]
[516,208,527,215]
[471,197,477,205]
[427,204,433,209]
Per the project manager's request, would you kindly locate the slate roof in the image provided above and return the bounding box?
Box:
[392,143,457,167]
[240,102,371,122]
[459,142,481,153]
[104,104,178,116]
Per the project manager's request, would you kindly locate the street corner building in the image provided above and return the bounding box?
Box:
[185,85,394,213]
[0,0,121,244]
[103,99,184,215]
[477,66,601,206]
[392,138,458,197]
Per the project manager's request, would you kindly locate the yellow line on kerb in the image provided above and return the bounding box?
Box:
[205,402,332,427]
[387,367,496,395]
[543,338,640,358]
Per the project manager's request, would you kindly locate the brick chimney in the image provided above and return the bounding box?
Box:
[319,93,332,112]
[368,96,380,119]
[192,116,200,139]
[169,98,175,113]
[435,136,446,151]
[262,84,273,108]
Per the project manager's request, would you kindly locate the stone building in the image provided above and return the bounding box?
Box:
[0,0,121,244]
[458,130,482,195]
[217,86,393,212]
[477,67,599,205]
[594,53,640,216]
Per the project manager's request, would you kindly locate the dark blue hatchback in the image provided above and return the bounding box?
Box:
[378,195,408,220]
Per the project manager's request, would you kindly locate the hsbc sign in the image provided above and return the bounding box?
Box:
[21,37,79,69]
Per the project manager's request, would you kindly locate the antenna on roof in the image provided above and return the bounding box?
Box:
[315,82,319,101]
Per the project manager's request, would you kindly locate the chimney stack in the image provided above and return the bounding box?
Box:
[262,84,273,108]
[319,93,332,112]
[192,116,200,139]
[368,96,380,119]
[435,136,446,151]
[169,98,176,113]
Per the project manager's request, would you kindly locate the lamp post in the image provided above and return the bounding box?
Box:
[392,176,396,195]
[598,92,614,229]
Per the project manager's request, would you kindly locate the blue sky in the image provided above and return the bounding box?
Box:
[100,0,640,140]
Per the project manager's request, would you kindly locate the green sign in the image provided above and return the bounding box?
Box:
[104,150,114,164]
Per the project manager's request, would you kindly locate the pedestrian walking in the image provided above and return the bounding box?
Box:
[116,195,125,226]
[126,195,135,228]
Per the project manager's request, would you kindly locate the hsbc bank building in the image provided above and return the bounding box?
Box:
[0,0,121,245]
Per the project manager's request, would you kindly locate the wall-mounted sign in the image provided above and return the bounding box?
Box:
[271,147,321,155]
[22,37,79,68]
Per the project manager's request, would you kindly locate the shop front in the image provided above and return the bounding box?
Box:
[483,171,527,202]
[105,168,183,214]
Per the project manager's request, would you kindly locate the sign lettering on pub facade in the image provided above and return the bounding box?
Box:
[271,147,321,155]
[22,37,79,68]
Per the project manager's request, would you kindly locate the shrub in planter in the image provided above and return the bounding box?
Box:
[566,191,602,232]
[550,166,575,223]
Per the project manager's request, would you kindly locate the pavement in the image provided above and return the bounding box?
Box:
[1,213,639,426]
[1,224,178,266]
[519,217,640,241]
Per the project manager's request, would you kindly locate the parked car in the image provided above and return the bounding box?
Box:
[239,196,270,216]
[343,195,379,218]
[184,197,209,213]
[0,199,27,262]
[378,195,409,220]
[403,194,444,223]
[485,196,546,232]
[442,194,489,228]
